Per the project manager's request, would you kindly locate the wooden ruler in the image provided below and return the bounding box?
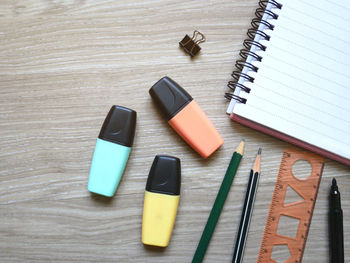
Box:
[257,148,325,263]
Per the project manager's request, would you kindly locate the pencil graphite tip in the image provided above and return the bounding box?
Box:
[258,148,262,155]
[253,148,261,173]
[235,140,245,156]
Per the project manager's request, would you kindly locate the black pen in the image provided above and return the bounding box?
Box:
[329,178,344,263]
[232,148,261,263]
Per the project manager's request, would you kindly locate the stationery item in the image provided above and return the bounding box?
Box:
[225,0,350,166]
[179,30,205,57]
[232,148,261,263]
[150,77,223,158]
[329,178,344,263]
[142,155,181,247]
[88,105,136,197]
[192,140,245,263]
[258,148,324,263]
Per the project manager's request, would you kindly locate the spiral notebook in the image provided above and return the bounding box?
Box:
[226,0,350,166]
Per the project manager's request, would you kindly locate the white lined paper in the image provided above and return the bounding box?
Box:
[232,0,350,159]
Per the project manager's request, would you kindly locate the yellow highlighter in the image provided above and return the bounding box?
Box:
[142,155,181,247]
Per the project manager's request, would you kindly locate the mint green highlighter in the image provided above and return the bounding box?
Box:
[88,105,136,197]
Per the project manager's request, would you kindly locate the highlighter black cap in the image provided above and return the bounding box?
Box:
[146,155,181,195]
[98,105,136,147]
[149,77,193,121]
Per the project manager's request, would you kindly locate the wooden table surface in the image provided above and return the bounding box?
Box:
[0,1,349,262]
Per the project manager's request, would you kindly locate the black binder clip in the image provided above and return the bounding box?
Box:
[179,30,206,57]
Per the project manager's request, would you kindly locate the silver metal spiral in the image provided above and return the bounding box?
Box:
[226,0,282,104]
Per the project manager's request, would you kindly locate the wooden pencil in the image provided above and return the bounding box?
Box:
[232,148,261,263]
[192,140,245,263]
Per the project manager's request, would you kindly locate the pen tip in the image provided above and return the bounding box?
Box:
[332,178,337,186]
[258,148,262,155]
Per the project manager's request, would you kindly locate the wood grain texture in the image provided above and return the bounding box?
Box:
[0,1,349,262]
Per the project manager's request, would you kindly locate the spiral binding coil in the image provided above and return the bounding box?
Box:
[225,0,282,104]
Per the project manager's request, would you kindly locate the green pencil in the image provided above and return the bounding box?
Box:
[192,140,245,263]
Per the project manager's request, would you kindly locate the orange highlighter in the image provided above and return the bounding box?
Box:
[149,77,223,158]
